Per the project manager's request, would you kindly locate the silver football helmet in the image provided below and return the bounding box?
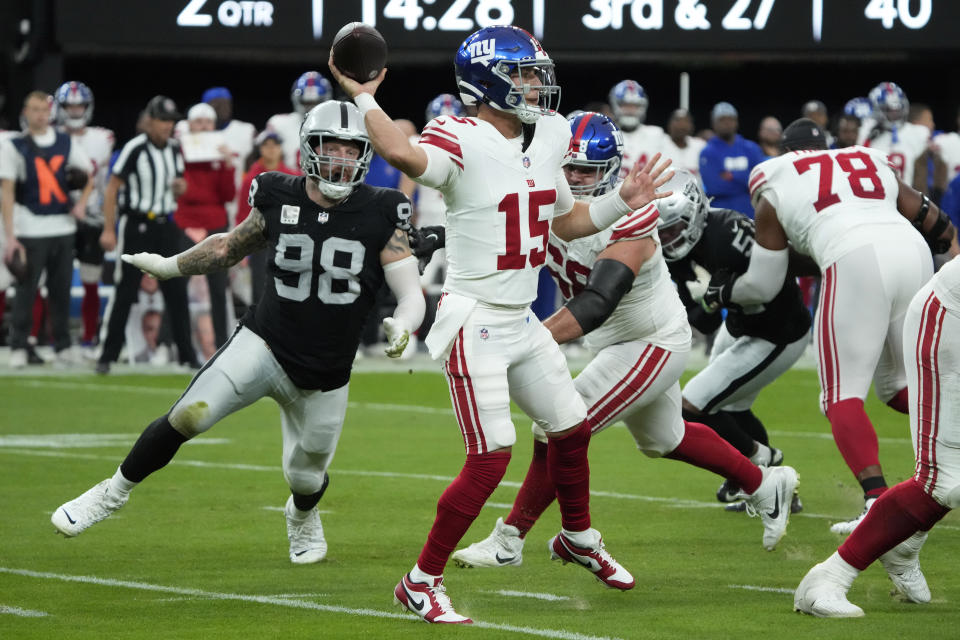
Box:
[299,101,373,200]
[656,170,708,262]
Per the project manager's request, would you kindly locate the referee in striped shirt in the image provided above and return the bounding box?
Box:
[96,96,199,374]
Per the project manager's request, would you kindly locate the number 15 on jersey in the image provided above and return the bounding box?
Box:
[497,188,557,270]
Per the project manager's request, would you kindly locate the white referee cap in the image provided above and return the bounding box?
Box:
[187,102,217,122]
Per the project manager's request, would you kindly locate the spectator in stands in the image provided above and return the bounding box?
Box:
[757,116,783,157]
[833,113,861,149]
[699,102,765,217]
[175,102,235,349]
[1,91,93,368]
[909,103,946,199]
[660,108,705,176]
[236,130,297,303]
[134,309,163,363]
[199,87,255,223]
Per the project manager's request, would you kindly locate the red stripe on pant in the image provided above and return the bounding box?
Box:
[587,346,669,431]
[818,265,838,413]
[445,329,487,455]
[915,293,945,492]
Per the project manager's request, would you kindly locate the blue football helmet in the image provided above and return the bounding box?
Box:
[425,93,465,123]
[656,170,709,262]
[55,81,94,129]
[843,97,873,121]
[291,72,333,114]
[869,82,909,127]
[454,26,560,124]
[565,112,624,200]
[608,80,648,132]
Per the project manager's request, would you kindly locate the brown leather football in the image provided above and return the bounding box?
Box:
[5,246,28,282]
[331,22,388,83]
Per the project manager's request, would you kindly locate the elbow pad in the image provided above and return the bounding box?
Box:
[564,259,635,335]
[927,210,954,254]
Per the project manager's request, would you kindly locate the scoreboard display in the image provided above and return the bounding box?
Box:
[56,0,959,55]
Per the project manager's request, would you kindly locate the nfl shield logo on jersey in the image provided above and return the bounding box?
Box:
[317,211,330,224]
[522,156,531,168]
[281,205,300,225]
[479,328,489,340]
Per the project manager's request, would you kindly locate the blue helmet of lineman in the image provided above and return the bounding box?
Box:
[55,81,94,129]
[291,72,333,115]
[869,82,909,127]
[565,111,624,200]
[426,93,465,123]
[656,170,709,262]
[843,97,873,121]
[454,25,560,124]
[608,80,648,132]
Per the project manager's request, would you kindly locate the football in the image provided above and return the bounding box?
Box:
[4,245,28,283]
[331,22,388,83]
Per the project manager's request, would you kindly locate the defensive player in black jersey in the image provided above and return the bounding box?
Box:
[659,172,811,507]
[49,101,425,564]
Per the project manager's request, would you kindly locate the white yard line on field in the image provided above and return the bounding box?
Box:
[261,506,333,514]
[728,584,795,595]
[0,604,49,617]
[8,446,958,530]
[485,590,571,602]
[0,567,624,640]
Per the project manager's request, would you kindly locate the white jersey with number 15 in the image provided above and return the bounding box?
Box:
[749,146,911,267]
[412,113,573,306]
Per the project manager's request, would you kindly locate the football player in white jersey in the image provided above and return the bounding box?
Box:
[704,118,957,535]
[55,81,115,355]
[660,108,705,175]
[932,108,960,184]
[330,26,674,624]
[857,82,929,186]
[795,256,960,617]
[448,114,798,572]
[266,72,332,170]
[609,80,664,179]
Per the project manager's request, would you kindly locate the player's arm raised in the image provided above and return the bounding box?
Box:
[328,58,429,178]
[379,228,426,358]
[544,238,654,344]
[552,153,674,242]
[896,178,958,255]
[122,208,269,279]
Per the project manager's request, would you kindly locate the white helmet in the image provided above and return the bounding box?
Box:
[656,170,708,262]
[299,101,373,200]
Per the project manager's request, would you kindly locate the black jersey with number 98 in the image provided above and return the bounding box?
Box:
[243,172,412,390]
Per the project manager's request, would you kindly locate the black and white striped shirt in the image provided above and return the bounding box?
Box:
[111,133,184,217]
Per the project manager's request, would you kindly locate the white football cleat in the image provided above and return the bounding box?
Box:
[51,479,128,537]
[880,530,930,603]
[794,553,864,618]
[285,496,327,564]
[830,497,876,535]
[548,528,635,590]
[393,573,472,624]
[451,517,524,568]
[744,465,799,551]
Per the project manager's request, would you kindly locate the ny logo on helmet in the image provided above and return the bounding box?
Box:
[468,39,495,65]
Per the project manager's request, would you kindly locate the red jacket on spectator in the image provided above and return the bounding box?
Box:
[236,159,298,224]
[176,159,236,230]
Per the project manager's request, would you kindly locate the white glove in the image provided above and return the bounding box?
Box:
[382,317,409,358]
[121,252,182,280]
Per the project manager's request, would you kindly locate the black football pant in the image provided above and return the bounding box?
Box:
[99,214,197,365]
[9,233,74,352]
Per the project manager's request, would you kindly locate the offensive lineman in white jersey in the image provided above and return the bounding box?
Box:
[609,80,665,180]
[330,25,674,624]
[266,72,332,171]
[449,114,798,571]
[703,118,957,535]
[857,82,929,186]
[55,81,115,355]
[795,256,960,617]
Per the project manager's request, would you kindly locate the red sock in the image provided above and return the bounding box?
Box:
[886,388,910,415]
[547,421,591,532]
[826,398,881,478]
[505,440,555,537]
[81,282,100,343]
[30,292,47,339]
[838,478,949,570]
[416,451,511,576]
[666,421,763,494]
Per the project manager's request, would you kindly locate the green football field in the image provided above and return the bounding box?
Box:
[1,367,958,639]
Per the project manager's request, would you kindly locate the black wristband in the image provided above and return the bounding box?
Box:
[913,194,931,231]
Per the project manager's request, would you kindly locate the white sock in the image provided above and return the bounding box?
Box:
[749,442,773,466]
[410,564,440,583]
[562,528,598,546]
[824,551,861,586]
[109,467,137,496]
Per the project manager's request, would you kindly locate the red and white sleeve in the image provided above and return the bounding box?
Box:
[608,204,659,242]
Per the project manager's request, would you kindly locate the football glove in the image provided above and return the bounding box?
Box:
[121,252,181,280]
[408,225,445,274]
[700,269,736,313]
[382,317,409,358]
